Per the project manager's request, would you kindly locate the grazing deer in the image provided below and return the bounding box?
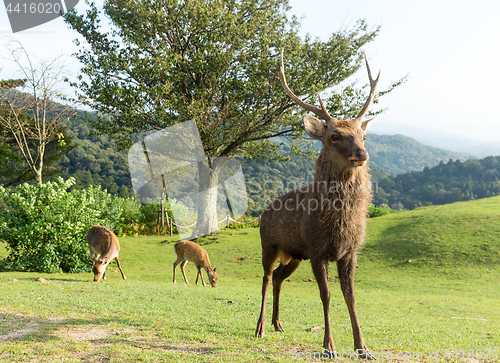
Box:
[255,50,380,359]
[86,225,127,282]
[173,240,218,287]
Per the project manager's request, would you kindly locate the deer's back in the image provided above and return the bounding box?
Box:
[175,240,209,267]
[86,225,120,256]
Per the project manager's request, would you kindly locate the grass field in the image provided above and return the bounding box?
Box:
[0,196,499,362]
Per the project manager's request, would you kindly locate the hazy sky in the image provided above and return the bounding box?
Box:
[1,0,499,142]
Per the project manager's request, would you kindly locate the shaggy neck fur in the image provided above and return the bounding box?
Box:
[312,149,372,261]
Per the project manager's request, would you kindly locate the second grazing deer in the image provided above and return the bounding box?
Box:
[173,240,218,287]
[86,225,127,282]
[255,50,380,359]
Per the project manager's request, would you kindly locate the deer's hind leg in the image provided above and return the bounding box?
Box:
[115,256,127,280]
[271,258,301,332]
[255,246,279,338]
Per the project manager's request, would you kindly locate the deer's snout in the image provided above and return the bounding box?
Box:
[355,150,369,161]
[349,149,369,167]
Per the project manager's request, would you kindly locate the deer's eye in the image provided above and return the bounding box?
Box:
[331,134,340,141]
[363,135,366,141]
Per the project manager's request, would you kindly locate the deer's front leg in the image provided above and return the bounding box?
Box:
[255,252,277,338]
[196,267,207,286]
[310,259,335,353]
[180,260,189,284]
[337,254,373,360]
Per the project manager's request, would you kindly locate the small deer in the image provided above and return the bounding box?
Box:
[86,225,127,282]
[255,50,380,359]
[173,240,218,287]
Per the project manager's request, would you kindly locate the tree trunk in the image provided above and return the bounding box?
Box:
[192,159,221,238]
[35,167,43,185]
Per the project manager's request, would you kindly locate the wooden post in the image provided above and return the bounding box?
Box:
[160,199,165,230]
[169,219,173,236]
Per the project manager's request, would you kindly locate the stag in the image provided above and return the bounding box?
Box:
[255,50,380,359]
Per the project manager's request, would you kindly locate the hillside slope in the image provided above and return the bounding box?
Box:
[364,195,500,267]
[366,133,473,175]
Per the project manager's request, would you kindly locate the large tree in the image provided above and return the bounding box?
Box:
[64,0,402,236]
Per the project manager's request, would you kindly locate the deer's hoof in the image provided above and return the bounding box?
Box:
[273,320,285,332]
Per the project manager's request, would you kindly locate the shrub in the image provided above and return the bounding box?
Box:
[0,177,123,273]
[114,197,142,224]
[368,203,399,218]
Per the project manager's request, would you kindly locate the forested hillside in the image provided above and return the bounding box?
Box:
[365,133,472,175]
[45,115,500,213]
[53,115,135,198]
[372,157,500,210]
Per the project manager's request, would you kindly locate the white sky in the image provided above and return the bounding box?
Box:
[1,0,499,142]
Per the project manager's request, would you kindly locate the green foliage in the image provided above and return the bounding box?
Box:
[372,156,500,210]
[55,113,134,198]
[112,197,141,224]
[0,177,123,273]
[138,203,160,225]
[367,203,399,218]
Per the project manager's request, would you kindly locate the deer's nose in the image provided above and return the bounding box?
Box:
[356,150,369,161]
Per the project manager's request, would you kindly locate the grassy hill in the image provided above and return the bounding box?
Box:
[365,195,500,267]
[0,197,499,361]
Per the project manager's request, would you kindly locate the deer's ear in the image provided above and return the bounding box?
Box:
[360,118,374,132]
[303,115,325,140]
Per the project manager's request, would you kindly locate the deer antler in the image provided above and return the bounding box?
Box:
[354,53,381,122]
[279,49,336,121]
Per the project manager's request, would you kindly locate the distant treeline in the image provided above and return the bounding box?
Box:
[372,157,500,210]
[53,116,500,213]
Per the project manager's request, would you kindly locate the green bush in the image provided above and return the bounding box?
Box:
[0,177,123,273]
[368,203,399,218]
[114,197,142,224]
[139,203,160,224]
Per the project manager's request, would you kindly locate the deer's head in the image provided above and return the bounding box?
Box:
[280,50,380,172]
[92,258,110,282]
[208,268,218,287]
